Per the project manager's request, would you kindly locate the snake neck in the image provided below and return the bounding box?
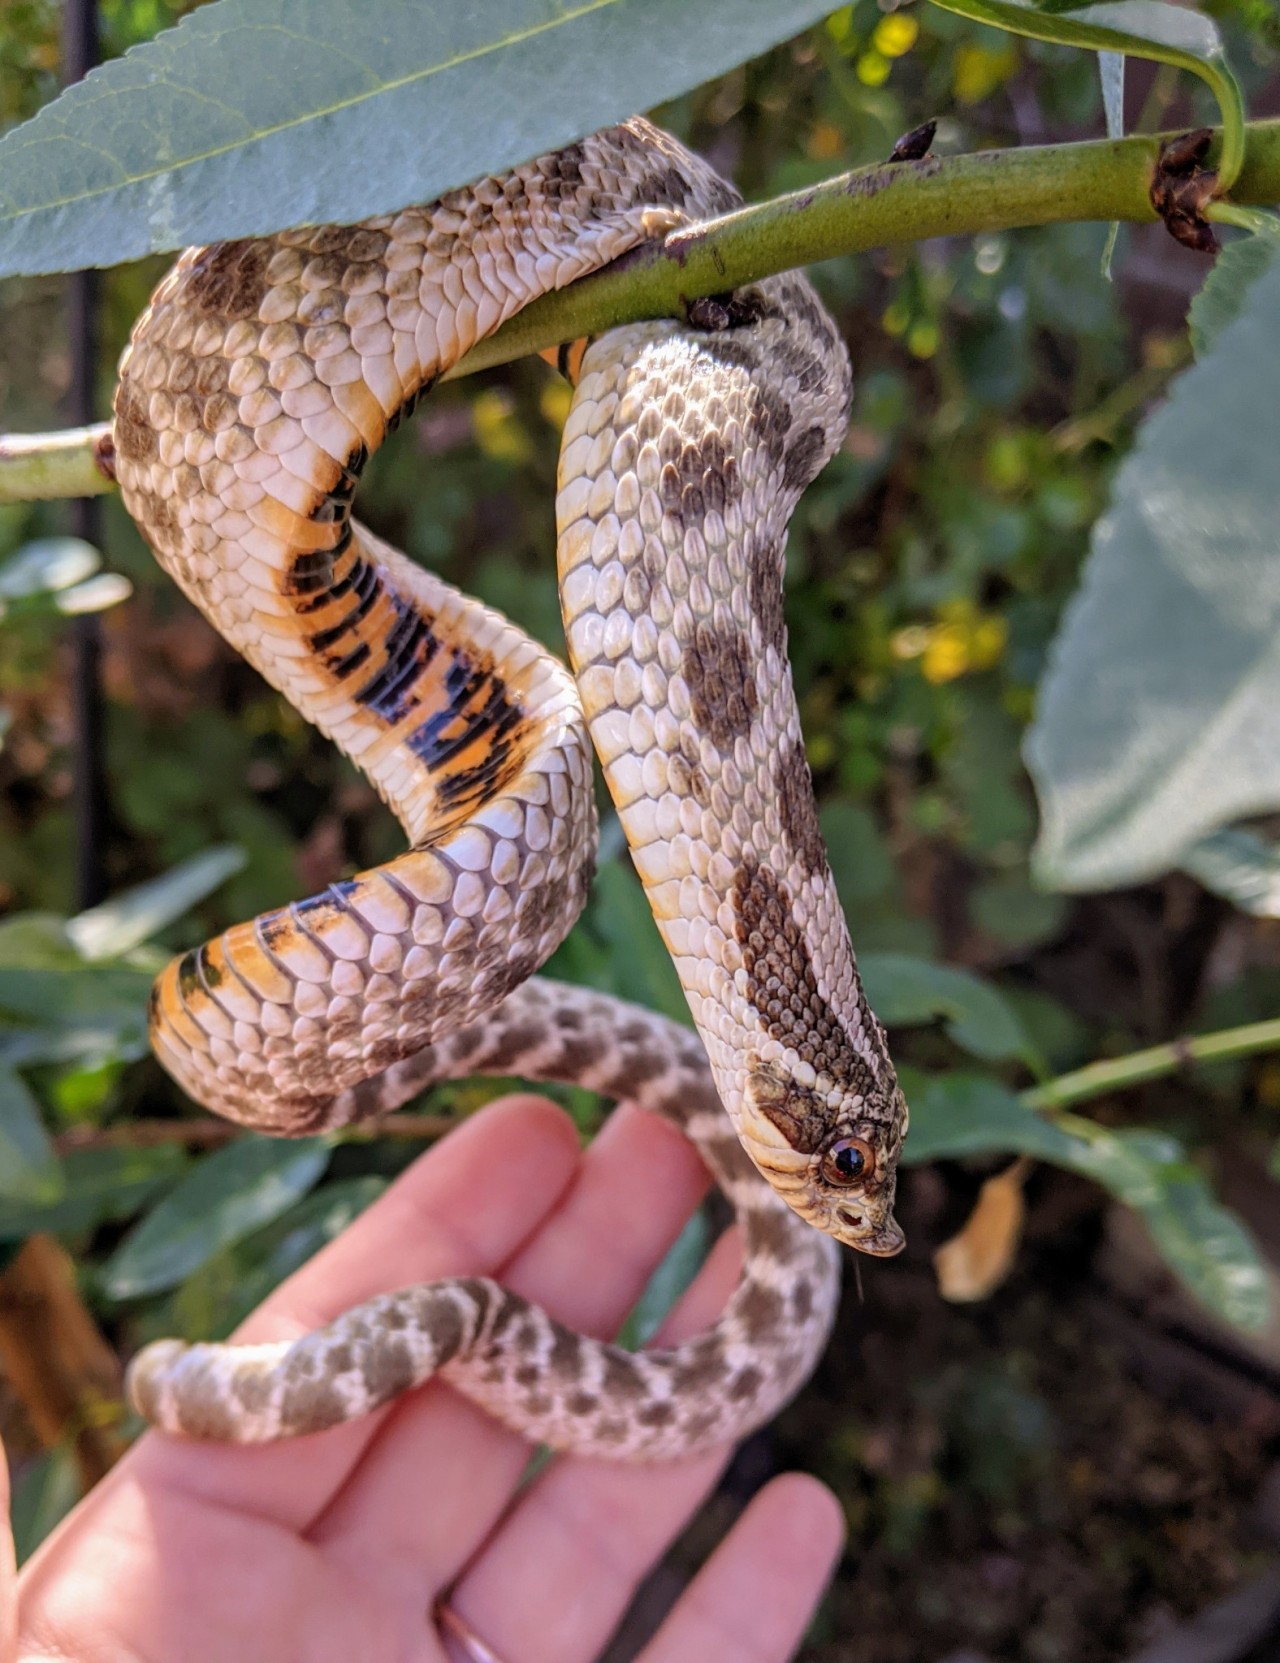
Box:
[557,277,906,1256]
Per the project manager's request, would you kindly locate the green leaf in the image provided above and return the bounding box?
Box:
[901,1072,1079,1164]
[0,965,154,1066]
[1188,229,1280,357]
[0,913,82,969]
[0,0,850,278]
[10,1445,80,1565]
[0,1063,62,1204]
[902,1071,1270,1330]
[621,1210,711,1348]
[1097,49,1124,277]
[926,0,1244,189]
[969,872,1069,952]
[102,1135,330,1298]
[186,1170,384,1337]
[593,859,691,1027]
[0,537,99,600]
[1026,251,1280,890]
[0,1144,187,1241]
[861,954,1041,1068]
[51,572,133,616]
[1059,1119,1271,1330]
[1180,826,1280,917]
[66,844,246,961]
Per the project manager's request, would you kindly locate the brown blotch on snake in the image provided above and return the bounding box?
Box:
[667,737,712,806]
[113,382,158,465]
[185,238,272,320]
[747,537,788,658]
[682,622,760,751]
[732,853,868,1085]
[774,739,827,880]
[783,425,832,495]
[658,428,741,528]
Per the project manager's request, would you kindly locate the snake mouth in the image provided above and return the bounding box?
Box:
[835,1207,906,1258]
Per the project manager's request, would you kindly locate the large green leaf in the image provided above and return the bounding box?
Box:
[591,858,691,1027]
[926,0,1244,188]
[0,965,153,1065]
[66,844,246,961]
[0,0,843,279]
[0,1144,187,1241]
[0,913,83,970]
[1026,251,1280,890]
[0,1064,62,1204]
[1187,229,1280,357]
[10,1446,80,1566]
[861,954,1042,1069]
[102,1135,330,1298]
[191,1175,387,1335]
[0,537,99,600]
[903,1072,1269,1330]
[1180,826,1280,917]
[1059,1119,1270,1331]
[901,1072,1080,1164]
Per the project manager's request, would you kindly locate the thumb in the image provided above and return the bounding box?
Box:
[0,1437,15,1663]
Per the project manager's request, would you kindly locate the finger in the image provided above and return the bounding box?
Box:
[310,1101,712,1587]
[236,1094,580,1344]
[1,1437,15,1663]
[432,1225,746,1663]
[637,1474,845,1663]
[118,1095,583,1532]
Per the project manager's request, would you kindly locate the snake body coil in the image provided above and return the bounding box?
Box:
[113,120,907,1456]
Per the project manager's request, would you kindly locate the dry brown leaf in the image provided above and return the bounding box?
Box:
[933,1161,1030,1304]
[0,1235,125,1486]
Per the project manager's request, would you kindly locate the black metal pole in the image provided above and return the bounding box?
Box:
[62,0,108,910]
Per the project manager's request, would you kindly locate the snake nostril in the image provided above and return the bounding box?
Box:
[837,1208,863,1230]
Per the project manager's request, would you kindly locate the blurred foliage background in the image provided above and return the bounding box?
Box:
[3,1,1280,1658]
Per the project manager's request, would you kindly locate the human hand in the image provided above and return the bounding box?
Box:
[4,1095,844,1662]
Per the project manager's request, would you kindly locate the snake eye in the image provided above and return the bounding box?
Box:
[820,1136,875,1188]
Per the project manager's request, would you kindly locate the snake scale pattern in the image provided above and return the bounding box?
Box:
[112,119,908,1458]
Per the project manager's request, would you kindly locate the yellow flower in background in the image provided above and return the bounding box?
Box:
[855,48,890,86]
[808,120,845,160]
[892,600,1009,684]
[473,387,533,464]
[872,13,918,57]
[906,320,939,360]
[539,378,573,431]
[952,39,1018,104]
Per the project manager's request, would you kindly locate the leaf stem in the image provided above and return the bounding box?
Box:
[3,118,1278,505]
[1021,1018,1280,1113]
[1205,201,1280,236]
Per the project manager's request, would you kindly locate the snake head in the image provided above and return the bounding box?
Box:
[741,1062,907,1257]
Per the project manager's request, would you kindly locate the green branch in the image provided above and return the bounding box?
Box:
[0,426,118,504]
[455,117,1280,373]
[4,118,1279,505]
[1022,1017,1280,1113]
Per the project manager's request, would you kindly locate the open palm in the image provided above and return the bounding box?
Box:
[4,1095,842,1663]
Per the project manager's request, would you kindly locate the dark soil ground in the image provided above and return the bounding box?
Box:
[610,1162,1280,1663]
